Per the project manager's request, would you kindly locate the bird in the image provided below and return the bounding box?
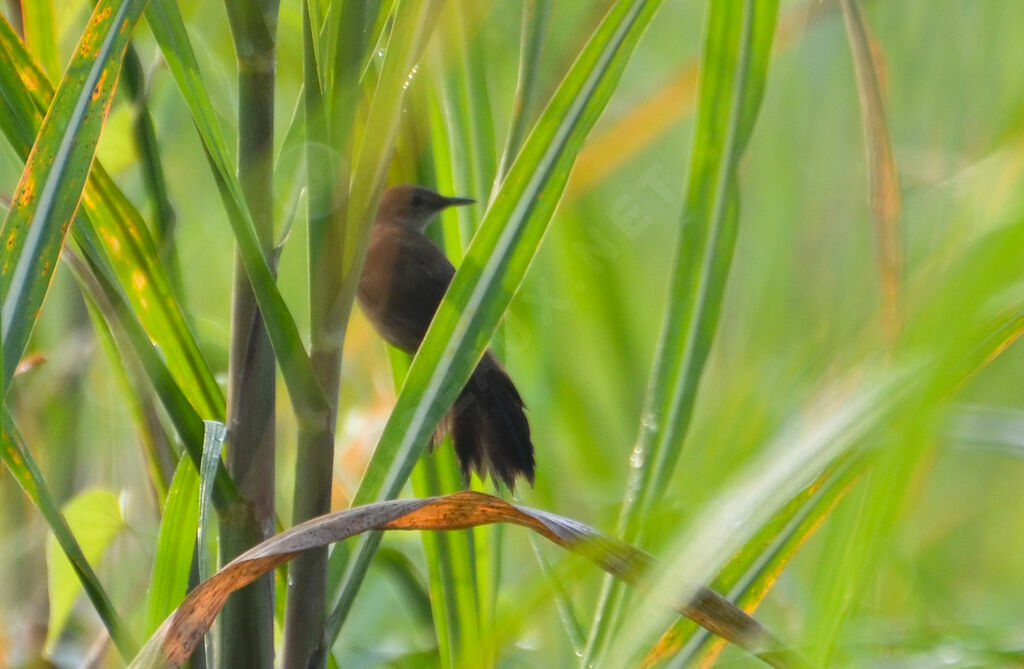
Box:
[358,184,535,489]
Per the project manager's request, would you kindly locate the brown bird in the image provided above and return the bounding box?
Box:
[358,185,535,489]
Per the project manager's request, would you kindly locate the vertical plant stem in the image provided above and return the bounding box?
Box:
[221,1,280,667]
[282,1,369,666]
[282,6,336,668]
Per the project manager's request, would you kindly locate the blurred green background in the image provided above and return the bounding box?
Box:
[4,0,1024,667]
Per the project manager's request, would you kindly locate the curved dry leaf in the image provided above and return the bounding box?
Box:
[130,491,805,669]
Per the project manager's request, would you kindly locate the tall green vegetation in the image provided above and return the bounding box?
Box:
[1,1,1024,667]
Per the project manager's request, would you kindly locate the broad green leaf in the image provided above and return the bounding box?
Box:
[45,488,125,653]
[144,455,200,635]
[327,0,667,641]
[0,15,225,420]
[585,1,780,661]
[0,0,149,391]
[0,416,135,657]
[144,0,331,425]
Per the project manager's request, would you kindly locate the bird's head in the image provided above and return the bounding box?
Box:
[376,185,476,232]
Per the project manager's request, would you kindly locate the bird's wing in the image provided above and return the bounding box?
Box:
[376,230,456,351]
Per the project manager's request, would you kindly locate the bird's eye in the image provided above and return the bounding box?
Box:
[410,193,424,207]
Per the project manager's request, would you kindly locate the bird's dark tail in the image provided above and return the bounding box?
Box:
[437,351,534,490]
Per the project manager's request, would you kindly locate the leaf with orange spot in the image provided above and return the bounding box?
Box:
[0,0,149,391]
[0,14,224,420]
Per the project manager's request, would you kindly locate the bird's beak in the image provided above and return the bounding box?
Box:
[442,196,476,208]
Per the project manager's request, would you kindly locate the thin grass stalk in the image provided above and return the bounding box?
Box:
[410,455,459,668]
[840,0,903,341]
[317,0,448,645]
[445,15,508,660]
[120,44,180,284]
[584,0,780,662]
[219,2,281,665]
[146,0,332,431]
[493,0,549,193]
[392,112,484,669]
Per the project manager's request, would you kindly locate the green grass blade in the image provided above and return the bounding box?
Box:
[85,167,225,417]
[325,0,666,642]
[0,414,136,658]
[494,0,550,189]
[410,447,471,669]
[341,0,444,294]
[655,463,858,667]
[19,0,59,79]
[0,16,225,420]
[119,42,179,272]
[198,420,227,668]
[584,1,780,661]
[198,420,228,579]
[434,0,497,231]
[840,0,903,338]
[144,454,201,635]
[144,0,331,426]
[45,487,125,653]
[0,0,149,392]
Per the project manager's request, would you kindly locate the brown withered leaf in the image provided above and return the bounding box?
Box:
[129,491,807,668]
